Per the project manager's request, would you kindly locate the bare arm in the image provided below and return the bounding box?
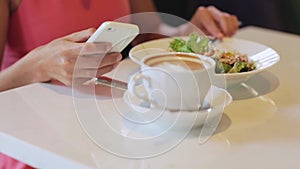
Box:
[0,0,34,91]
[0,28,122,92]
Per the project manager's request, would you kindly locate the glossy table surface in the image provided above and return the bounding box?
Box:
[1,26,300,169]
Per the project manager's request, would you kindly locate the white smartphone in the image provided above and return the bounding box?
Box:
[87,21,139,52]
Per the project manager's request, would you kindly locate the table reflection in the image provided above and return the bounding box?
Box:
[227,71,280,100]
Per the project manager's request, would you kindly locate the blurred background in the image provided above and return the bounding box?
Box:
[153,0,300,35]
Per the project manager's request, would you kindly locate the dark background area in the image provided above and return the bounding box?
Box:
[153,0,300,35]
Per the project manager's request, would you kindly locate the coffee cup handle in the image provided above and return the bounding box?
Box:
[128,73,152,106]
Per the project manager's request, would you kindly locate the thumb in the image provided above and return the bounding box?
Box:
[64,28,96,42]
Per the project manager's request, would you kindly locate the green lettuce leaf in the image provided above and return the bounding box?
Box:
[187,33,211,53]
[169,33,211,53]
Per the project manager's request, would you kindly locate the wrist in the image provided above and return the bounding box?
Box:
[15,51,48,84]
[26,47,51,84]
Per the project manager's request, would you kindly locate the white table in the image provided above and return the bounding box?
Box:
[1,26,300,169]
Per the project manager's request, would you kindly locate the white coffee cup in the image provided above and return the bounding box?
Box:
[128,52,215,111]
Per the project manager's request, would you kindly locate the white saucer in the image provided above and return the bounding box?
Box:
[122,86,232,130]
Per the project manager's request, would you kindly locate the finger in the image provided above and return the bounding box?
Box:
[218,14,239,36]
[193,7,224,38]
[207,6,239,36]
[229,15,240,35]
[79,52,122,69]
[207,6,231,35]
[73,61,120,86]
[61,42,113,67]
[95,63,119,77]
[98,52,122,68]
[74,63,119,79]
[72,77,92,86]
[76,52,106,69]
[59,42,109,56]
[63,28,96,42]
[81,42,112,55]
[207,6,225,21]
[52,73,74,86]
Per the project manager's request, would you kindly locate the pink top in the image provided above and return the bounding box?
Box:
[0,1,130,168]
[1,0,131,70]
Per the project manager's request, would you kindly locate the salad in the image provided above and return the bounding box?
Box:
[169,33,256,74]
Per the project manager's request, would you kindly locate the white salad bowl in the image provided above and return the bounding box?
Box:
[129,37,280,88]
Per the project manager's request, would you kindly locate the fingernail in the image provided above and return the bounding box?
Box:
[93,42,112,52]
[105,43,113,51]
[117,54,123,61]
[217,33,224,39]
[217,33,224,38]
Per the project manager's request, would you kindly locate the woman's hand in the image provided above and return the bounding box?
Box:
[27,28,122,86]
[0,28,122,91]
[180,6,240,38]
[129,1,239,41]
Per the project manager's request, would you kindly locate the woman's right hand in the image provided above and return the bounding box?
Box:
[23,28,122,86]
[187,6,240,38]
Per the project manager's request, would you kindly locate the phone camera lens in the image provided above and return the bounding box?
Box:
[107,27,116,32]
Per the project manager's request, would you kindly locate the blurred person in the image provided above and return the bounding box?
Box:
[0,0,239,168]
[154,0,300,35]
